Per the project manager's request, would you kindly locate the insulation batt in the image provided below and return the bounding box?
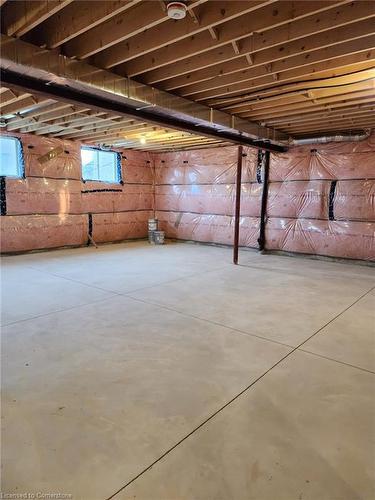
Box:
[156,211,260,248]
[0,132,151,252]
[155,183,261,217]
[267,181,330,219]
[1,214,88,252]
[82,183,153,213]
[334,180,375,221]
[6,178,82,215]
[155,135,375,260]
[155,146,258,184]
[270,150,374,181]
[266,218,374,261]
[1,131,374,261]
[92,211,153,243]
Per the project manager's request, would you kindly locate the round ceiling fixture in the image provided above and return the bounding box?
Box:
[167,2,187,19]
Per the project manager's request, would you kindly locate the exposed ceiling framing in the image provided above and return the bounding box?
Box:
[1,0,374,150]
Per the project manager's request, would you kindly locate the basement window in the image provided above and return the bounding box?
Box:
[81,147,121,183]
[0,136,24,178]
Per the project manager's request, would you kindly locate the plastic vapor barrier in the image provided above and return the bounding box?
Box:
[1,131,374,261]
[268,134,375,261]
[266,219,374,261]
[92,211,153,243]
[82,183,153,213]
[1,214,88,253]
[6,178,82,215]
[156,211,260,248]
[1,132,152,253]
[154,145,261,248]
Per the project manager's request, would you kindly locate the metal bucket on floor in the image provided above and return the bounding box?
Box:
[148,231,155,244]
[153,230,165,245]
[148,218,158,232]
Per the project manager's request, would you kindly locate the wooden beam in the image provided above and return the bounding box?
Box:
[53,114,124,136]
[117,1,348,77]
[93,1,273,69]
[266,104,375,126]
[62,122,149,141]
[2,0,73,37]
[239,91,375,120]
[6,103,72,128]
[62,1,208,60]
[162,16,375,92]
[288,118,375,133]
[0,96,37,116]
[19,109,98,133]
[276,109,375,128]
[182,36,375,101]
[0,88,19,105]
[217,59,375,111]
[208,27,218,40]
[26,0,142,49]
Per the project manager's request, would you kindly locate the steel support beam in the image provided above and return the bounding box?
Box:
[233,145,243,264]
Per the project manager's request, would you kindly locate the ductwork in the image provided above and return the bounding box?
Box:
[0,35,288,152]
[289,129,371,146]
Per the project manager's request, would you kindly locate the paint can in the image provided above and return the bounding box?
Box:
[153,231,165,245]
[148,231,155,244]
[148,218,158,231]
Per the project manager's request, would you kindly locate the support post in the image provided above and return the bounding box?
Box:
[233,145,243,264]
[258,149,270,251]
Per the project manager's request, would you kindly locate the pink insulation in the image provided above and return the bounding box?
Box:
[267,133,375,261]
[154,146,261,248]
[270,146,374,182]
[92,211,152,243]
[155,146,257,184]
[266,218,374,261]
[1,129,374,261]
[267,181,330,219]
[155,135,374,261]
[122,150,154,184]
[1,132,152,253]
[6,178,82,215]
[155,183,261,216]
[156,211,260,248]
[1,215,88,253]
[82,183,153,213]
[334,180,375,221]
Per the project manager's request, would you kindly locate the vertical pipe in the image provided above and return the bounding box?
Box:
[233,145,243,264]
[258,149,270,251]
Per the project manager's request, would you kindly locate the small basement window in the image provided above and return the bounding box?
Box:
[81,147,121,183]
[0,136,24,177]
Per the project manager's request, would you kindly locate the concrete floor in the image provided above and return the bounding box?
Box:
[1,241,374,500]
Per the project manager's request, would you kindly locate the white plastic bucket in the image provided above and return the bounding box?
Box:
[148,218,158,231]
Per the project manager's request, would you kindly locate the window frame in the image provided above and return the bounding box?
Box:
[81,146,122,184]
[0,136,25,179]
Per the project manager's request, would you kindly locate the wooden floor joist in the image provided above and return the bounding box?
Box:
[0,0,373,149]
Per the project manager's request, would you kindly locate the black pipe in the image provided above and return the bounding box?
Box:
[257,150,270,251]
[233,145,243,264]
[0,68,287,154]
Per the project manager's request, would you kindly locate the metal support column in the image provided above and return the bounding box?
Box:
[233,145,243,264]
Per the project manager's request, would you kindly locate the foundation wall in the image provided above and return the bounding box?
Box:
[1,131,374,260]
[154,135,375,261]
[0,132,153,253]
[154,146,261,248]
[267,135,375,261]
